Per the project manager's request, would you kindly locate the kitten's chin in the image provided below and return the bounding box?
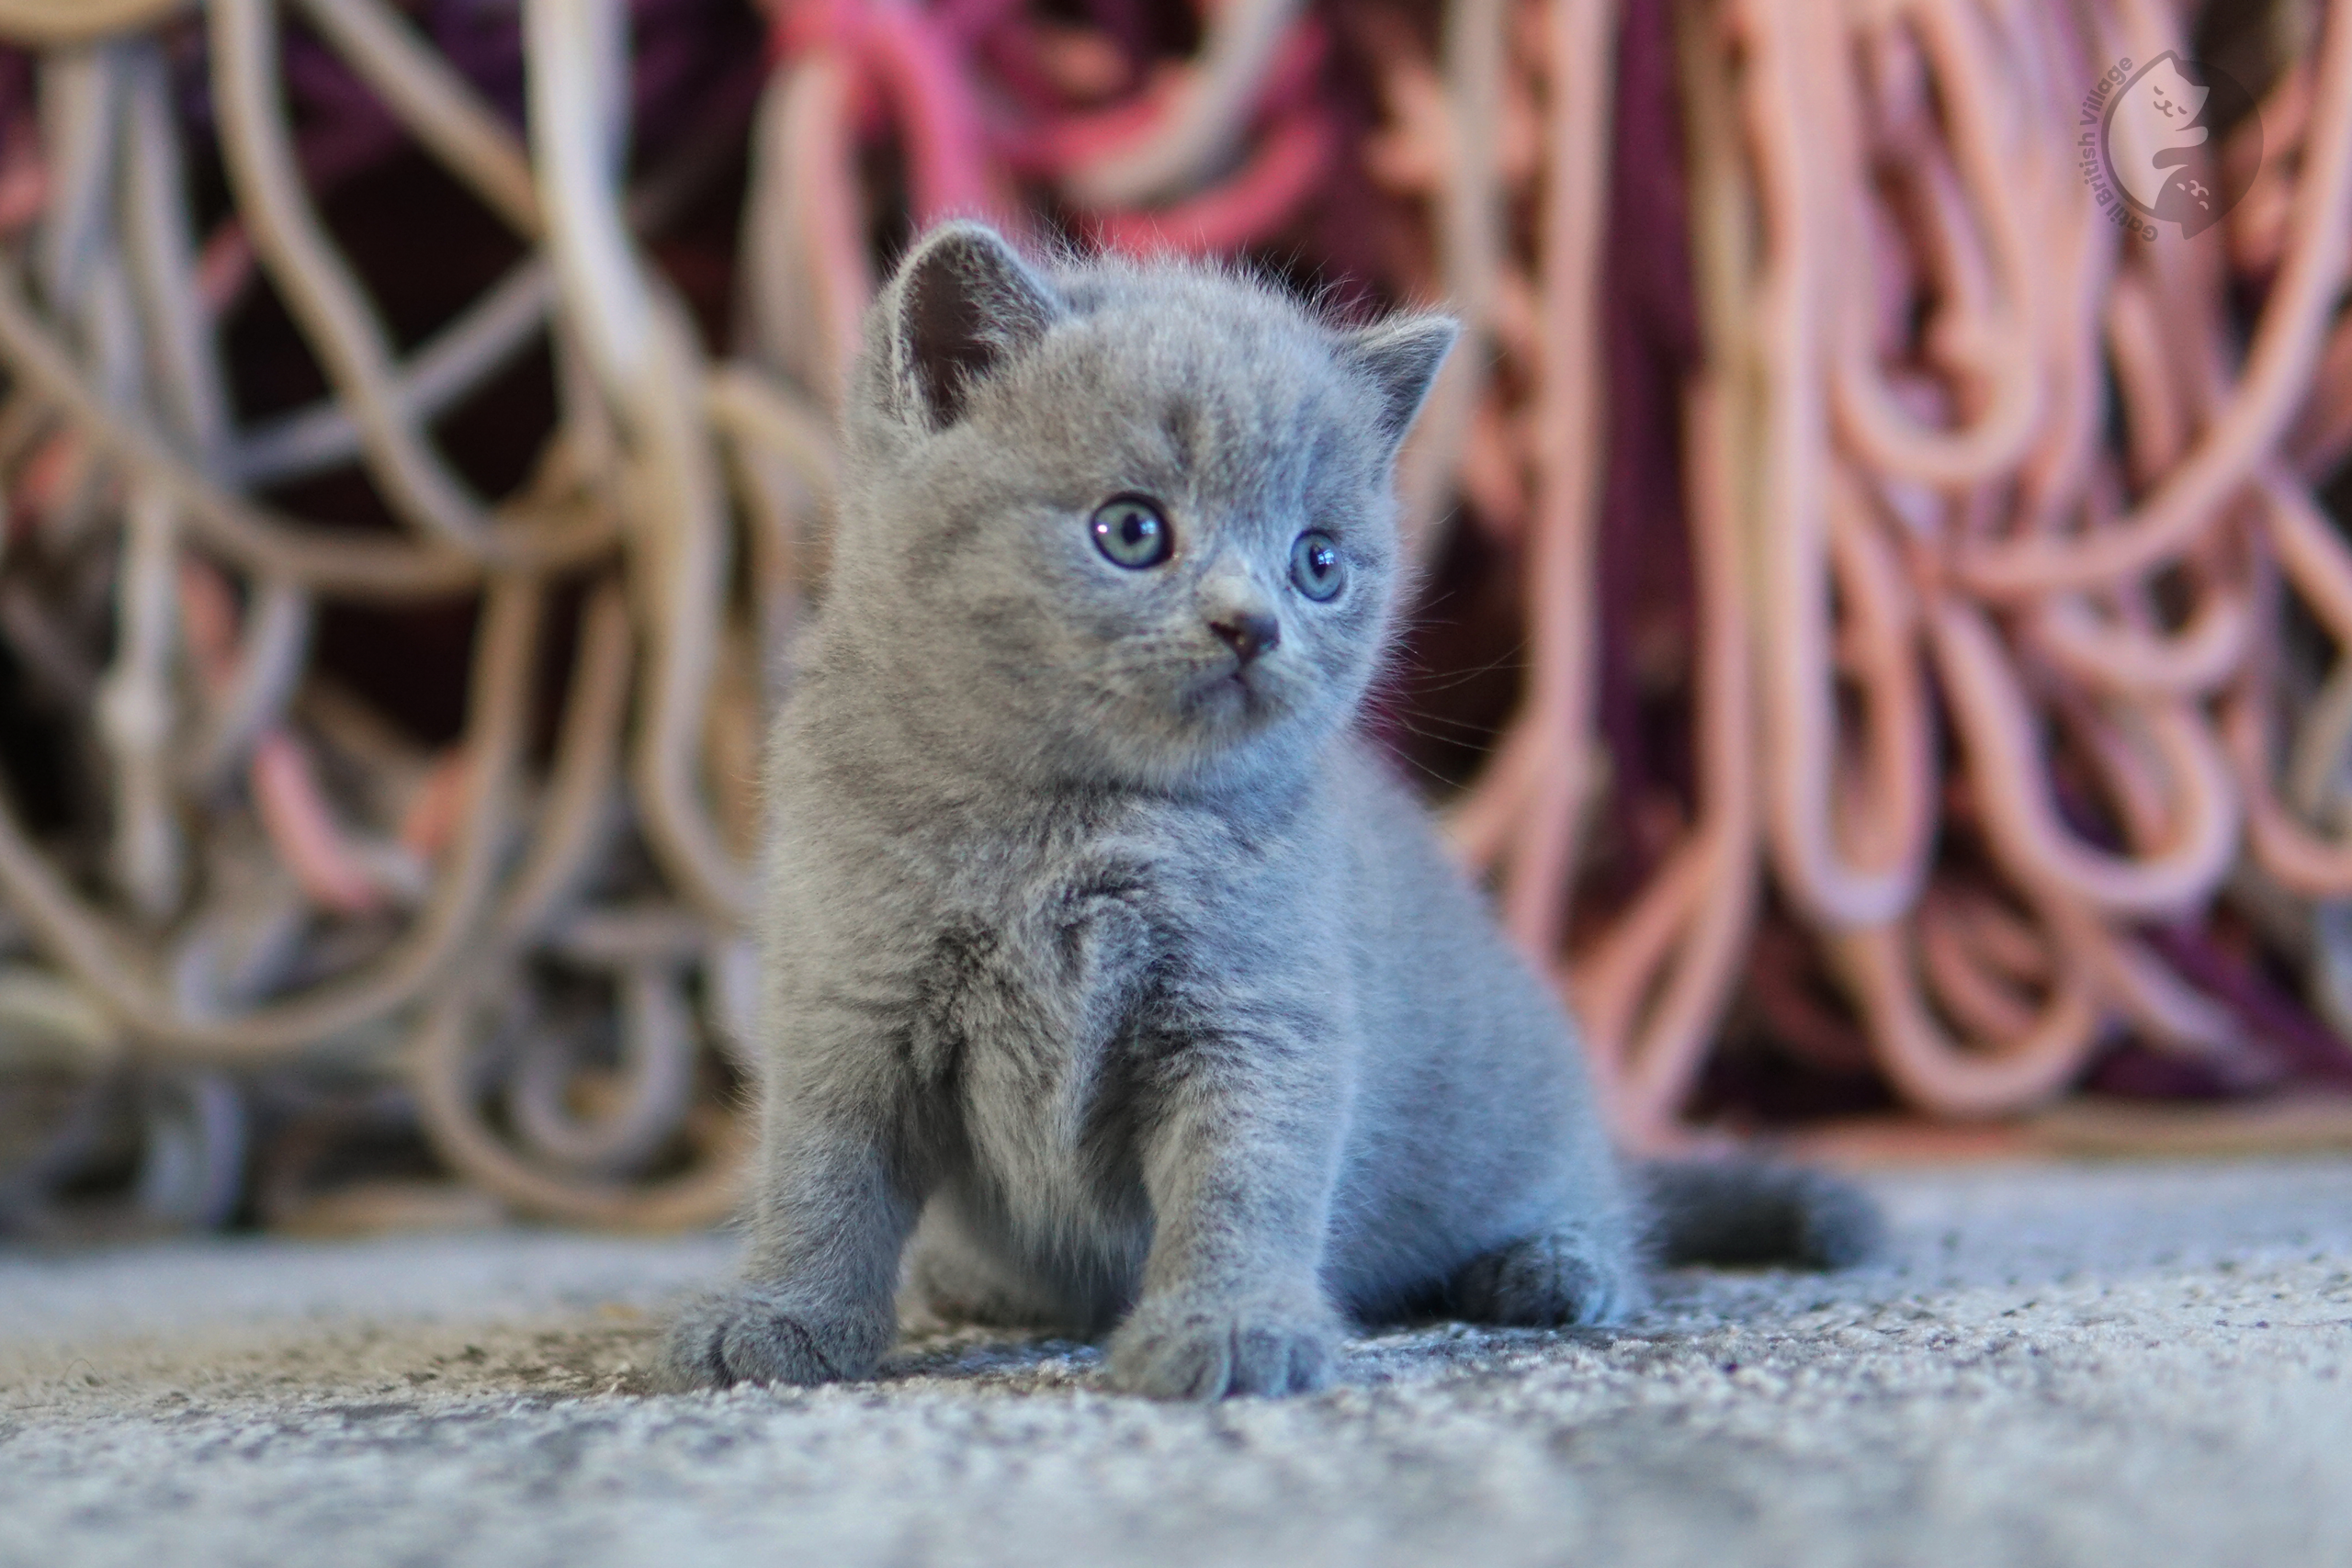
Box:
[1178,668,1291,737]
[1080,677,1329,794]
[1136,671,1319,784]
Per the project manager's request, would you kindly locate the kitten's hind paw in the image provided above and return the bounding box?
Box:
[1451,1228,1646,1327]
[659,1286,895,1391]
[1106,1292,1340,1401]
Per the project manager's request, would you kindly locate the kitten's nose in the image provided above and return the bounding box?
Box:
[1210,611,1281,666]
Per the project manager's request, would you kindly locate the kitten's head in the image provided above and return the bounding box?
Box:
[826,221,1455,793]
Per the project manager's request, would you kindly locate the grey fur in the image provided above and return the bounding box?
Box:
[662,222,1877,1402]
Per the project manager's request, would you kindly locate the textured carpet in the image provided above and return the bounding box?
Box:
[4,1159,2349,1568]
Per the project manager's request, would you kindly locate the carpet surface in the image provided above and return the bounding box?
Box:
[4,1159,2349,1568]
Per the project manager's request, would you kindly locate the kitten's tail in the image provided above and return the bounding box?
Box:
[1634,1158,1885,1269]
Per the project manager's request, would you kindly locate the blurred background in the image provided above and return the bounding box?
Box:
[0,0,2346,1242]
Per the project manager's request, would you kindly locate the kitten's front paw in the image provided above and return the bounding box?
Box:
[1106,1292,1340,1400]
[660,1286,895,1391]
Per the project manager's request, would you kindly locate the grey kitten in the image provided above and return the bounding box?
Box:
[662,222,1877,1401]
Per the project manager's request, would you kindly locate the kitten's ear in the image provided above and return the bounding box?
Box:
[886,222,1064,430]
[1339,314,1461,453]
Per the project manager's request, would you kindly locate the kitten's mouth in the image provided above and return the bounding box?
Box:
[1182,664,1280,725]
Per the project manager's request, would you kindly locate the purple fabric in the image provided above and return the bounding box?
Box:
[1593,0,1699,896]
[2144,922,2352,1087]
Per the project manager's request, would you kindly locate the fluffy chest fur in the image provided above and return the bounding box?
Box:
[764,726,1338,1245]
[903,814,1163,1198]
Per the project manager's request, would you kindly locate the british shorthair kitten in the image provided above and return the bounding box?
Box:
[662,222,1877,1401]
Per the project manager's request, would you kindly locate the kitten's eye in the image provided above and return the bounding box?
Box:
[1091,495,1173,570]
[1290,531,1345,602]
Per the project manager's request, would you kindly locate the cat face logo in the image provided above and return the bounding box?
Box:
[2096,52,2258,238]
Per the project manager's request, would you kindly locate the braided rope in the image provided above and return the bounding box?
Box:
[0,0,2347,1228]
